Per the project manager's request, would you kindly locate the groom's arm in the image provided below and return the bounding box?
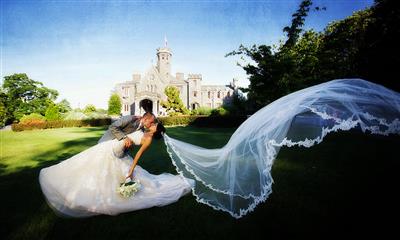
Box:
[109,115,138,141]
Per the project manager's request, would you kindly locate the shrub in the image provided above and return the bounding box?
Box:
[210,107,230,117]
[62,111,89,120]
[19,113,46,124]
[11,118,111,131]
[191,107,212,116]
[83,104,97,114]
[158,115,248,128]
[85,112,109,119]
[158,115,198,126]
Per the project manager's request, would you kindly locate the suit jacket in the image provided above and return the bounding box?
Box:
[98,115,142,143]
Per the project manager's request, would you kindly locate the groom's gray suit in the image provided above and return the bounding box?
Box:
[98,115,142,143]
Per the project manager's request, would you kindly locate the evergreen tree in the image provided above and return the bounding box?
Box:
[108,93,122,115]
[161,86,189,116]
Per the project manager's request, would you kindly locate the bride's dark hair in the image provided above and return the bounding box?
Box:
[153,123,166,140]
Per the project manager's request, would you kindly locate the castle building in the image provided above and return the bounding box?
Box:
[114,42,238,116]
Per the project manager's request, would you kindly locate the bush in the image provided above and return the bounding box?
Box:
[158,115,198,126]
[62,111,109,120]
[83,104,97,114]
[85,112,109,119]
[191,107,212,116]
[62,111,89,120]
[19,113,46,124]
[158,115,248,128]
[11,118,111,131]
[210,107,230,117]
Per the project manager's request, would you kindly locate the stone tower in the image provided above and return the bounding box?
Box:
[156,39,172,81]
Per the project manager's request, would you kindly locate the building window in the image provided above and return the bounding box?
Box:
[194,91,197,97]
[208,91,211,99]
[122,87,129,98]
[162,57,165,60]
[217,91,221,98]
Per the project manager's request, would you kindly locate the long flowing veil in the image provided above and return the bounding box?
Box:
[163,79,400,218]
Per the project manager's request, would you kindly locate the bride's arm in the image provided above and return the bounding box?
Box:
[126,138,152,179]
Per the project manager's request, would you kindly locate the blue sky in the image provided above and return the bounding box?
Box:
[1,0,374,109]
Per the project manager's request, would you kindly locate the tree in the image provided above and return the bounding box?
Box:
[161,86,189,116]
[45,103,61,121]
[226,1,315,109]
[108,93,122,115]
[224,90,248,115]
[83,104,97,114]
[226,0,400,111]
[282,0,313,49]
[0,100,6,127]
[0,88,7,127]
[356,0,400,91]
[57,99,72,113]
[2,73,58,123]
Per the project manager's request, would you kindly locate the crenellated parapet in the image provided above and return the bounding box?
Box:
[187,74,202,80]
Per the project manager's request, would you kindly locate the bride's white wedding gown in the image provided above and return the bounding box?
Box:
[39,130,195,217]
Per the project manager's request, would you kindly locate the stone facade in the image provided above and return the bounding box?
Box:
[114,44,238,116]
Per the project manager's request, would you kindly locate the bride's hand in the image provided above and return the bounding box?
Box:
[124,138,133,149]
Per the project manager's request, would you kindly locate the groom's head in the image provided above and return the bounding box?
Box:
[141,112,156,129]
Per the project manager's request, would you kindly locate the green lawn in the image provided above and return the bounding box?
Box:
[0,126,399,239]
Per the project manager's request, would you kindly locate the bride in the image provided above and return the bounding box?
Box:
[39,122,195,217]
[40,78,399,219]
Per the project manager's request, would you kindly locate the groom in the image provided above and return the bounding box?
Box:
[98,112,156,149]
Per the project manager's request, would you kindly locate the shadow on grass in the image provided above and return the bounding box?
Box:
[1,127,399,239]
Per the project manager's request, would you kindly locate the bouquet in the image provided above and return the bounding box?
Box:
[117,179,141,198]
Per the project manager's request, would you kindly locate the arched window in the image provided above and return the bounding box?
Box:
[208,91,211,98]
[217,91,221,98]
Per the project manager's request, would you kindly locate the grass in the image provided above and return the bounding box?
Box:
[0,126,399,239]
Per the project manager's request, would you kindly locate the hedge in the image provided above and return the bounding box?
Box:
[11,115,248,131]
[11,118,111,131]
[158,115,248,128]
